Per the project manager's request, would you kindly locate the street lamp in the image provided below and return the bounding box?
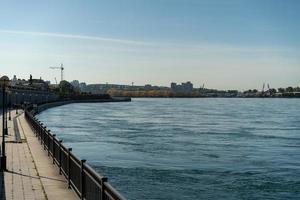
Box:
[22,93,25,106]
[8,91,11,121]
[15,92,18,114]
[0,75,9,171]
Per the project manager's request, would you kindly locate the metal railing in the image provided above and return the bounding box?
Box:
[25,107,126,200]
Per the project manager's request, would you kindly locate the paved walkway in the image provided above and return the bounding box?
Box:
[0,110,78,200]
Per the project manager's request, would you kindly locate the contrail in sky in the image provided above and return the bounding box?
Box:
[0,29,288,54]
[0,29,152,46]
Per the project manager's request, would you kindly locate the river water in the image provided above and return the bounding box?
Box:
[37,98,300,200]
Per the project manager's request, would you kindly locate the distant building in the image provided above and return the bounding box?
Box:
[10,75,28,87]
[10,75,18,86]
[71,80,80,88]
[171,82,177,91]
[182,81,193,92]
[30,78,50,90]
[144,84,152,90]
[11,76,50,91]
[79,82,87,92]
[171,81,193,93]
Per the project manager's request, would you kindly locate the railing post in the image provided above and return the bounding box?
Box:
[36,121,39,137]
[37,121,39,136]
[52,134,56,164]
[68,148,72,189]
[42,126,46,145]
[59,140,63,175]
[44,129,46,150]
[40,125,43,142]
[40,122,43,141]
[47,131,51,156]
[32,118,36,135]
[101,177,108,200]
[80,159,86,200]
[37,122,40,138]
[34,121,40,137]
[36,120,39,136]
[38,124,41,139]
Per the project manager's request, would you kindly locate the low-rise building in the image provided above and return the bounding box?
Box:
[171,81,193,93]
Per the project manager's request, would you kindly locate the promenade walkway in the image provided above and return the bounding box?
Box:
[0,110,78,200]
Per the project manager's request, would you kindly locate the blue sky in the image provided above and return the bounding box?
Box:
[0,0,299,90]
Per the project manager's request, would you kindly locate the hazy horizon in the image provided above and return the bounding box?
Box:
[0,0,299,90]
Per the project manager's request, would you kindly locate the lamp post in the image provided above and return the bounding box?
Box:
[1,75,9,171]
[8,91,11,121]
[15,92,18,114]
[22,93,25,106]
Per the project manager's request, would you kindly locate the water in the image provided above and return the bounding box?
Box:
[37,98,300,200]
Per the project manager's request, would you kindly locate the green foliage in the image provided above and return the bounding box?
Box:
[59,80,75,94]
[278,88,285,93]
[286,87,294,93]
[269,88,277,94]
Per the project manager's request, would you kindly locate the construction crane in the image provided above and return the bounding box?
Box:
[50,63,64,82]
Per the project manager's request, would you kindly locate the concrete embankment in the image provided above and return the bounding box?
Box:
[0,89,59,107]
[35,98,131,114]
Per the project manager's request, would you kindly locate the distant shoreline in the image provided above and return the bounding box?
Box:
[111,96,300,99]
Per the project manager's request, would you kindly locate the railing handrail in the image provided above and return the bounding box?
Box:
[24,106,127,200]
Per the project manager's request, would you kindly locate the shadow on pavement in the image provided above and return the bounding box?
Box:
[6,170,65,182]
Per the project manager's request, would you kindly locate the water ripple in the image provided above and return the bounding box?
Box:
[37,98,300,200]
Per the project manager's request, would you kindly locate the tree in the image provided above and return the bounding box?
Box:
[59,80,75,94]
[286,87,294,93]
[269,88,277,94]
[294,87,300,92]
[278,88,285,93]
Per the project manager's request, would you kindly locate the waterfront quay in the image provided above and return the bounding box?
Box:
[0,102,128,200]
[0,76,128,199]
[0,110,78,200]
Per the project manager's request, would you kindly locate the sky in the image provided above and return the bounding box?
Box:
[0,0,299,90]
